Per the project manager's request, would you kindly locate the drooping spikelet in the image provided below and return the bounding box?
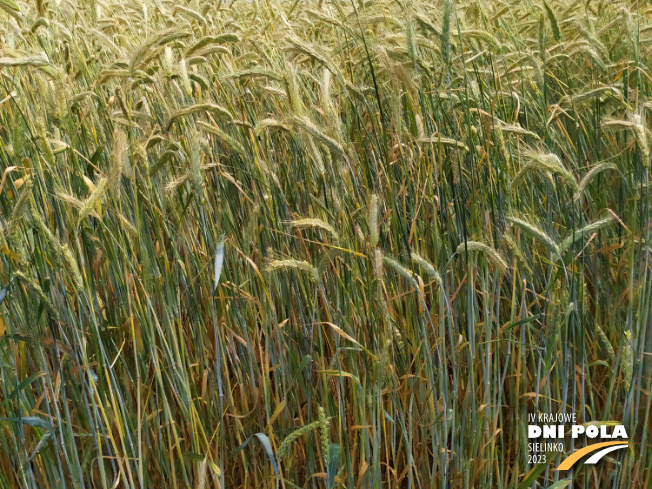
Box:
[595,323,615,363]
[582,47,607,72]
[574,161,619,200]
[12,115,25,159]
[321,68,332,115]
[30,205,63,263]
[559,214,616,253]
[621,330,633,391]
[197,121,245,156]
[286,63,305,116]
[61,244,84,293]
[544,290,573,352]
[276,420,321,460]
[55,191,86,211]
[129,28,189,73]
[376,338,391,387]
[499,124,540,140]
[110,127,128,195]
[602,117,637,131]
[374,248,384,280]
[621,7,636,46]
[410,252,443,288]
[229,68,285,83]
[415,14,439,37]
[173,5,205,26]
[186,34,238,57]
[456,241,508,271]
[441,0,453,66]
[7,181,33,245]
[415,114,424,139]
[318,406,330,466]
[194,458,207,489]
[576,25,609,61]
[265,259,320,283]
[290,218,339,242]
[493,125,511,166]
[77,177,107,227]
[506,216,560,255]
[417,135,469,152]
[564,86,622,106]
[503,233,532,275]
[120,214,138,238]
[543,1,561,42]
[0,53,49,67]
[538,13,546,61]
[512,151,578,191]
[631,113,650,166]
[12,270,59,322]
[166,104,233,130]
[164,46,173,76]
[35,118,56,167]
[254,118,291,136]
[382,255,419,290]
[180,58,192,96]
[369,194,379,247]
[306,137,326,176]
[188,132,203,197]
[602,113,650,164]
[290,116,346,160]
[406,19,417,66]
[165,162,217,193]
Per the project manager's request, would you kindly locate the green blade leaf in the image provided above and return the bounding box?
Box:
[214,235,225,291]
[546,480,571,489]
[0,372,48,410]
[517,459,549,489]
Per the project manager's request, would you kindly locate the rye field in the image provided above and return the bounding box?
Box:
[0,0,650,487]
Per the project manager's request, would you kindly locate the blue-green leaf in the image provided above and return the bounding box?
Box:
[28,433,52,460]
[253,433,279,476]
[0,284,9,306]
[16,416,54,432]
[230,432,279,476]
[1,415,55,457]
[327,443,341,489]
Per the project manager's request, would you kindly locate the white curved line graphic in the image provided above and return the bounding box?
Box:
[584,444,628,464]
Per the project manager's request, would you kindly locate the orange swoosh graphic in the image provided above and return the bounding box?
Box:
[556,441,626,470]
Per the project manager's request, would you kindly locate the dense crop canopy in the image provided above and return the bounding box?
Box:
[0,0,650,487]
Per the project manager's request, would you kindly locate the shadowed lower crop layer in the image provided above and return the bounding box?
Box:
[0,0,650,487]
